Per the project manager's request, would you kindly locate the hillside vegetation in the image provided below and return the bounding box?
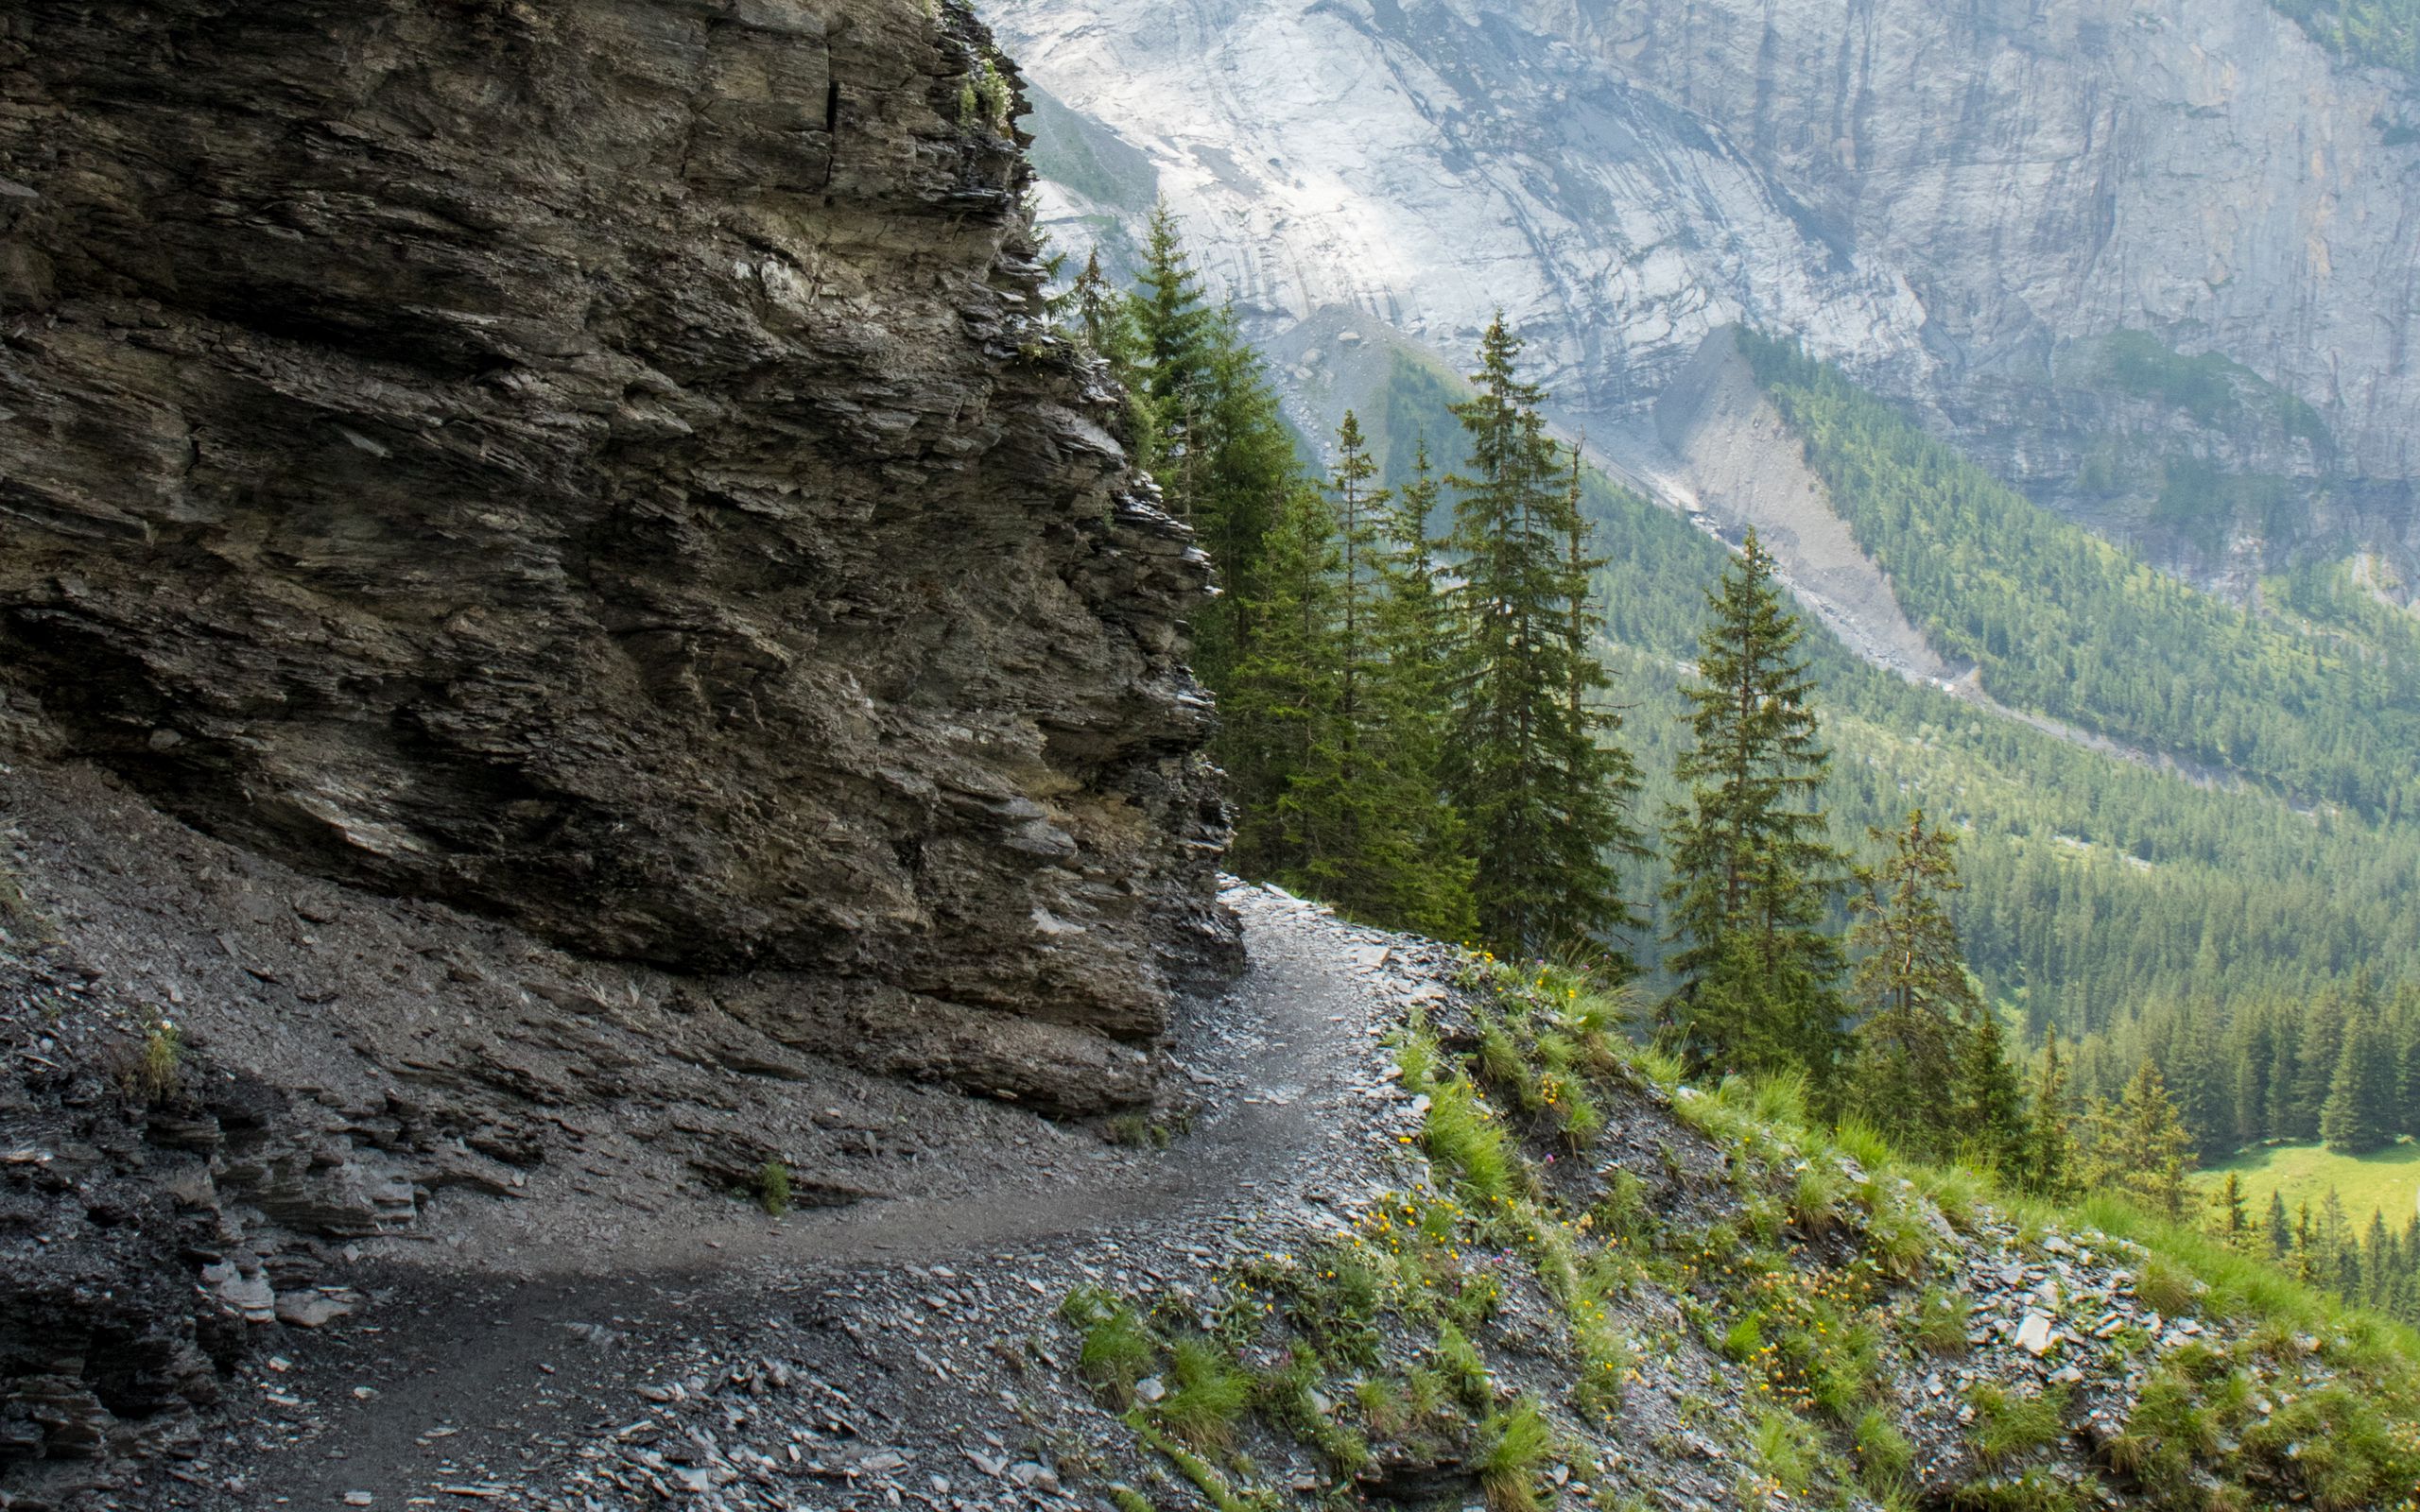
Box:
[1740,332,2420,820]
[2272,0,2420,77]
[1060,956,2420,1512]
[2194,1142,2420,1229]
[1358,345,2420,1040]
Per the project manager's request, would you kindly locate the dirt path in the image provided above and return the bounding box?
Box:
[172,885,1436,1512]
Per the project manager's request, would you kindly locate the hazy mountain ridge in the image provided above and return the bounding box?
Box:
[1001,0,2420,595]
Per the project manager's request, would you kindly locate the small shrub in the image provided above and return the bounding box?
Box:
[1445,1268,1504,1332]
[1721,1314,1765,1364]
[1832,1117,1896,1175]
[1749,1072,1809,1132]
[1862,1200,1934,1280]
[1946,1470,2093,1512]
[129,1016,182,1103]
[1631,1040,1687,1091]
[1789,1162,1843,1236]
[1559,1084,1602,1150]
[755,1160,792,1216]
[1424,1077,1514,1203]
[1593,1169,1651,1241]
[1063,1289,1154,1405]
[1477,1016,1527,1091]
[1436,1321,1492,1412]
[1855,1407,1914,1488]
[1356,1376,1409,1437]
[1911,1162,1988,1233]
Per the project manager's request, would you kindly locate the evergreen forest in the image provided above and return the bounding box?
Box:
[1062,213,2420,1326]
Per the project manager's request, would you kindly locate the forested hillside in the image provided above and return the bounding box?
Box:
[1363,344,2420,1041]
[2271,0,2420,76]
[1059,215,2420,1328]
[1741,332,2420,819]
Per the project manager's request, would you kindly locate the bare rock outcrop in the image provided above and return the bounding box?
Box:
[0,0,1236,1087]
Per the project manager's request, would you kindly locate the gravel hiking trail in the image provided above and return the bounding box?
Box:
[172,884,1446,1512]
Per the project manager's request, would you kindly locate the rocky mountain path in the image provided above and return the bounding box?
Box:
[164,884,1451,1512]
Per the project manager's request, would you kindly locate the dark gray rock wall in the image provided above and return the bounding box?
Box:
[0,0,1236,1084]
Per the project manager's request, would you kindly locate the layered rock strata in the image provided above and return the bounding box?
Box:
[0,0,1236,1084]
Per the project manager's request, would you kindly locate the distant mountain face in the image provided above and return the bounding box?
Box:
[995,0,2420,598]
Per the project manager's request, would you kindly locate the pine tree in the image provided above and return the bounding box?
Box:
[2321,1010,2395,1155]
[1223,481,1341,879]
[2018,1034,2077,1198]
[1661,528,1848,1075]
[2213,1173,2249,1246]
[1442,318,1642,957]
[1286,416,1477,938]
[2082,1059,2197,1221]
[1954,1008,2031,1176]
[1844,810,1981,1146]
[2268,1189,2292,1262]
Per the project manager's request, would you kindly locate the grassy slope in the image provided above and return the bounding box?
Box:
[2194,1140,2420,1227]
[1059,958,2420,1512]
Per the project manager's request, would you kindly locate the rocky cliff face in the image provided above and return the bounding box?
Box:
[0,0,1235,1081]
[996,0,2420,592]
[2,1,1244,1492]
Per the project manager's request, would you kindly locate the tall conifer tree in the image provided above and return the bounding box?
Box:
[1285,415,1476,938]
[1844,809,1979,1144]
[1223,481,1341,878]
[2321,1010,2395,1154]
[1442,318,1641,958]
[2081,1059,2196,1221]
[1368,442,1479,940]
[1661,529,1847,1074]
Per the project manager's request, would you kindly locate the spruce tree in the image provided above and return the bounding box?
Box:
[1188,315,1301,685]
[1661,528,1848,1075]
[2019,1034,2076,1198]
[1844,809,1981,1147]
[2082,1059,2197,1221]
[2321,1012,2395,1155]
[1547,449,1649,967]
[1130,202,1217,471]
[1072,250,1158,458]
[1954,1009,2031,1176]
[1367,442,1479,940]
[2268,1189,2292,1262]
[2213,1173,2249,1246]
[1287,416,1476,938]
[1121,215,1294,691]
[1222,481,1341,880]
[1442,318,1642,958]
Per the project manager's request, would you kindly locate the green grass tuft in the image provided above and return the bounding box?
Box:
[1475,1397,1552,1512]
[1967,1382,2069,1467]
[1063,1288,1155,1405]
[1153,1336,1253,1450]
